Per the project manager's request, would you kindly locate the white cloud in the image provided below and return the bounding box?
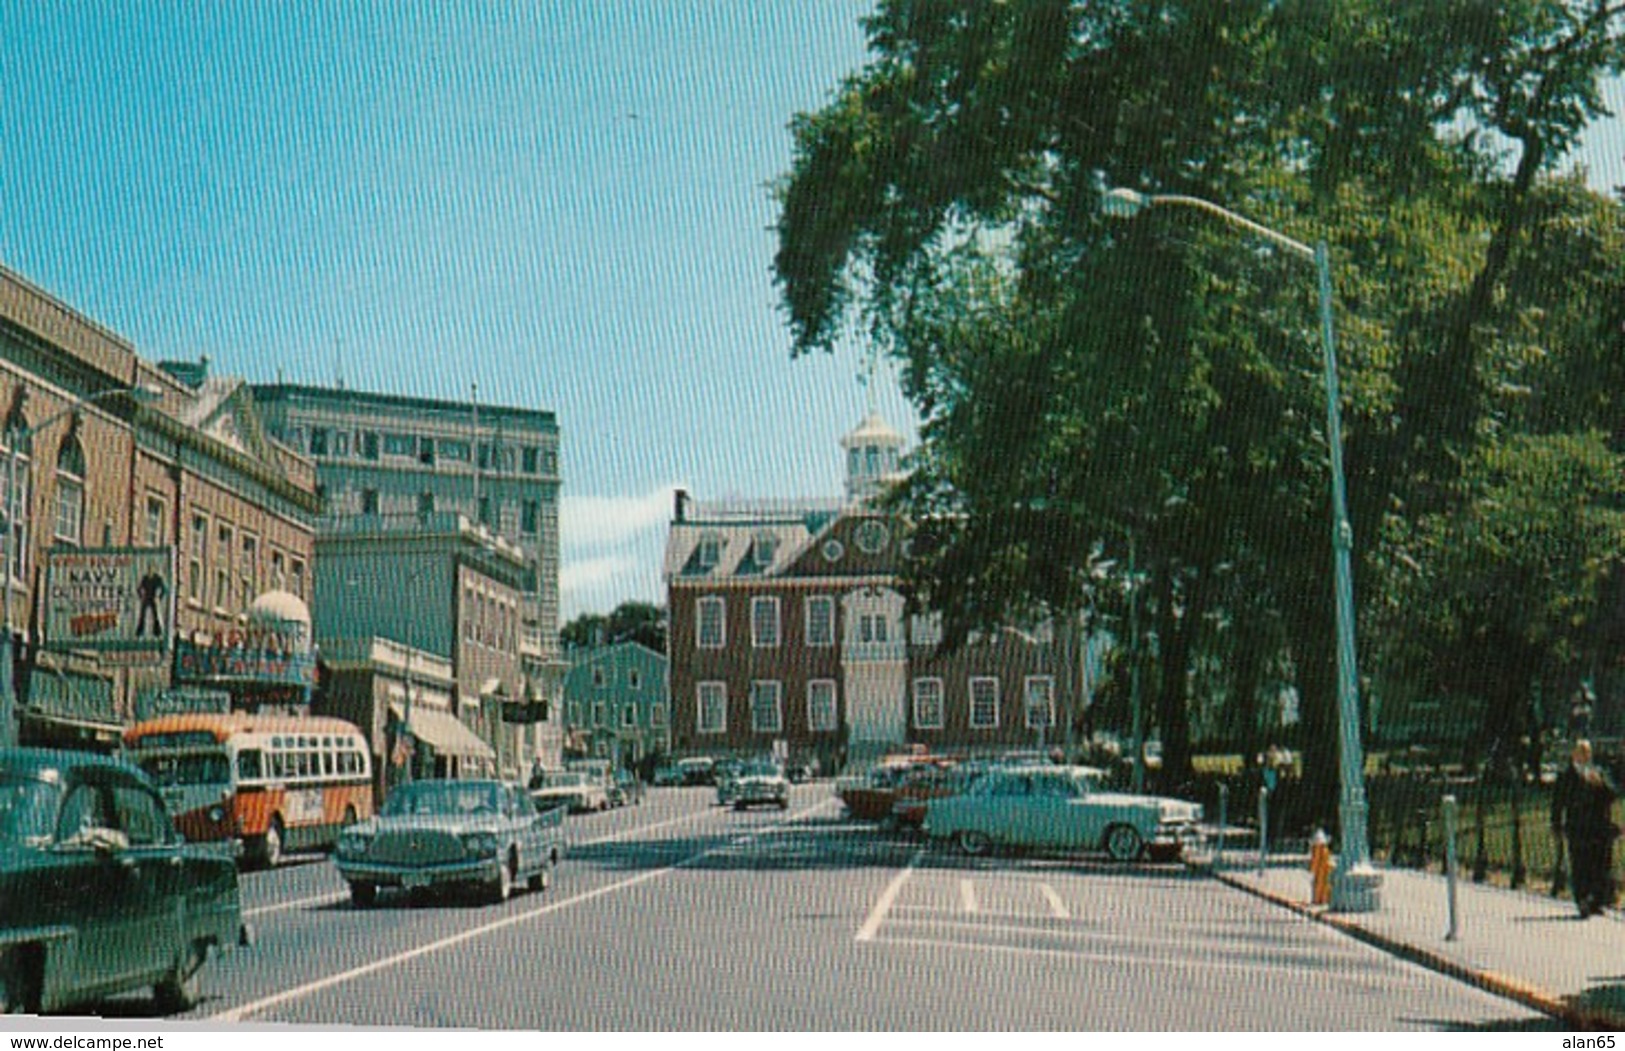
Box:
[559,484,683,621]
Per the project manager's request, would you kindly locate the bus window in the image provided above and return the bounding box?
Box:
[323,752,334,776]
[237,749,262,781]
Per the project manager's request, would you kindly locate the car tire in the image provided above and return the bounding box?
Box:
[527,859,552,894]
[777,799,789,810]
[260,816,285,869]
[350,882,378,908]
[0,948,34,1015]
[486,852,515,904]
[1105,823,1145,863]
[153,942,206,1014]
[957,830,993,857]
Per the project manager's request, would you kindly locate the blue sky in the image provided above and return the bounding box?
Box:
[2,3,1623,622]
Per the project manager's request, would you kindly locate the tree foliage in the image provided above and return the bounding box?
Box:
[561,601,668,655]
[774,0,1625,809]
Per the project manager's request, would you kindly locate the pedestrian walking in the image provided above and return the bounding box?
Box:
[1552,739,1620,918]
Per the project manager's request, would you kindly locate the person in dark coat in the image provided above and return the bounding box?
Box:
[1553,740,1620,918]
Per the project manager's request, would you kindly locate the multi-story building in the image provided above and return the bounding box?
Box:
[251,383,566,768]
[665,413,1082,771]
[561,640,670,767]
[312,511,545,782]
[0,266,321,748]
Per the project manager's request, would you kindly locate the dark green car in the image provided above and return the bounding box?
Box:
[0,748,247,1015]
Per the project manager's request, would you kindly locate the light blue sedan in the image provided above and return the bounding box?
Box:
[923,766,1202,861]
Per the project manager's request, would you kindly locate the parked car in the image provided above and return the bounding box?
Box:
[722,759,790,811]
[334,779,565,907]
[652,762,686,787]
[677,757,715,786]
[836,757,955,822]
[566,758,618,805]
[786,759,816,784]
[922,765,1203,861]
[0,747,248,1015]
[612,769,643,806]
[890,763,983,830]
[530,771,610,813]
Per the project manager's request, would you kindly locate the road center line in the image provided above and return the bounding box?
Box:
[212,797,834,1022]
[856,848,923,943]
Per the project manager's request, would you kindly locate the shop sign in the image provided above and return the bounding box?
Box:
[43,547,174,653]
[174,629,317,687]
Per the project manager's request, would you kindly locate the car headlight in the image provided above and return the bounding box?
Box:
[462,832,500,858]
[207,805,227,823]
[337,833,372,858]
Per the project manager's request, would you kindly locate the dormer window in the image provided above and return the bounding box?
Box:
[696,534,722,570]
[753,532,778,567]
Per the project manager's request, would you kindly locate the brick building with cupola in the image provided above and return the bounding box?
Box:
[665,413,1084,773]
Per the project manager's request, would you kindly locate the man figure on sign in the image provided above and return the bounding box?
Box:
[1553,739,1620,918]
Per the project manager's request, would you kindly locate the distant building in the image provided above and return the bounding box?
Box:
[665,413,1082,771]
[561,640,670,767]
[252,383,566,770]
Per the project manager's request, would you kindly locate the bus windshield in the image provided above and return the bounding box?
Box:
[137,752,232,787]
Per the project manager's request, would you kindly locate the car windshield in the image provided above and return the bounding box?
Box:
[0,775,60,845]
[741,761,781,777]
[381,782,501,817]
[137,751,231,787]
[543,772,587,788]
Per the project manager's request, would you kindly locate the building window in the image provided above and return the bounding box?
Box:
[913,678,945,730]
[309,428,329,456]
[592,667,605,688]
[750,680,782,733]
[360,432,380,460]
[521,500,539,535]
[215,524,234,610]
[53,435,85,545]
[417,492,435,516]
[753,532,777,567]
[438,438,470,463]
[695,534,721,571]
[145,495,166,546]
[334,431,350,457]
[383,433,415,457]
[478,496,492,527]
[859,613,888,644]
[651,704,667,728]
[271,549,286,591]
[628,668,641,690]
[522,446,539,474]
[240,534,258,607]
[805,596,834,647]
[290,558,306,601]
[970,677,1000,729]
[418,437,435,465]
[592,702,605,728]
[808,680,838,732]
[622,705,636,728]
[1025,676,1055,729]
[697,682,726,734]
[188,514,207,603]
[750,597,780,648]
[361,489,379,515]
[910,612,944,647]
[696,597,724,649]
[0,421,28,585]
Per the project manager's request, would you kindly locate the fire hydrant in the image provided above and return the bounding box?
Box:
[1309,828,1334,906]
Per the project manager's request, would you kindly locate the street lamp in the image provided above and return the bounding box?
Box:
[0,384,162,748]
[1100,186,1379,911]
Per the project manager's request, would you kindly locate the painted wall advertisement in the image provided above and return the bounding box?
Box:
[43,546,174,653]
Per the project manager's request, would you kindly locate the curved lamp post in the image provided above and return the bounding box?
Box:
[0,384,162,748]
[1100,187,1379,911]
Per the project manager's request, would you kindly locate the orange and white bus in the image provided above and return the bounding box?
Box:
[122,712,374,867]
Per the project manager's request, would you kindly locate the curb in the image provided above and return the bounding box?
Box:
[1211,868,1621,1030]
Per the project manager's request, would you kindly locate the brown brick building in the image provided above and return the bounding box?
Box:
[0,265,320,748]
[665,414,1082,773]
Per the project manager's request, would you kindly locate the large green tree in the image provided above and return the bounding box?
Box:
[774,0,1625,815]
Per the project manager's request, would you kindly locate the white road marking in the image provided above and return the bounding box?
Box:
[1039,883,1069,919]
[213,798,834,1022]
[959,879,979,914]
[855,848,923,943]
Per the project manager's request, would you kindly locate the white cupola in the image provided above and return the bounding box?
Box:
[840,412,906,505]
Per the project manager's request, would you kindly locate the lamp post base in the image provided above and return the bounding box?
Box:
[1330,861,1382,912]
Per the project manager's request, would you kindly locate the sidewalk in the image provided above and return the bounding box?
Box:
[1213,854,1625,1028]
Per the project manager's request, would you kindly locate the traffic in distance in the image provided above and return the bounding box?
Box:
[0,731,1207,1019]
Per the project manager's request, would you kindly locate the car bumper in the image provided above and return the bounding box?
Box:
[335,856,502,889]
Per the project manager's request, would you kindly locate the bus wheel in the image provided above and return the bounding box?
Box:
[349,882,378,908]
[260,817,285,869]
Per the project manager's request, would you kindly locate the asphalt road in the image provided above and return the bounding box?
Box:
[82,782,1557,1030]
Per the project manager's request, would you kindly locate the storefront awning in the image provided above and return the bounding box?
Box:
[389,704,496,761]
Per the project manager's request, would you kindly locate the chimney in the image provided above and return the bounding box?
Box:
[674,488,689,523]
